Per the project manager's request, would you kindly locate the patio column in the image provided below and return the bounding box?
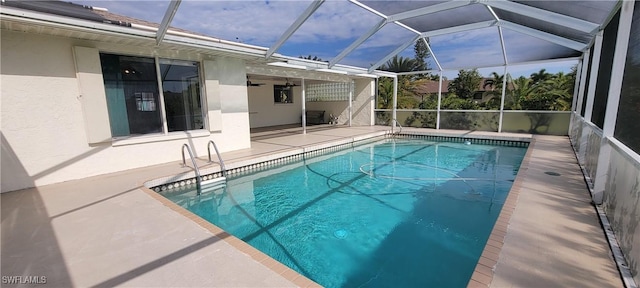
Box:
[392,76,398,130]
[348,80,353,127]
[302,78,306,134]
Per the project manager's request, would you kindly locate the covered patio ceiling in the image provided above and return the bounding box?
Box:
[152,0,619,74]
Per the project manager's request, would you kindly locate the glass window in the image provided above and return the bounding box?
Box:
[274,85,293,104]
[159,59,204,132]
[100,54,205,137]
[100,54,162,137]
[615,4,640,154]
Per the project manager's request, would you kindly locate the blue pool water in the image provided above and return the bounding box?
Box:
[160,139,527,287]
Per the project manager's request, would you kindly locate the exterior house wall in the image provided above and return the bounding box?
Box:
[1,30,250,192]
[247,80,303,128]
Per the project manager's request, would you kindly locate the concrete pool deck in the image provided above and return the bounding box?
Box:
[1,126,623,287]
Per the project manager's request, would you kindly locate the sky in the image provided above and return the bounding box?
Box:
[77,0,580,75]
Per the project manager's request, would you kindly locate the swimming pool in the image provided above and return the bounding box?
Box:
[159,138,527,287]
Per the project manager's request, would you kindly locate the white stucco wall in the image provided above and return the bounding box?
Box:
[247,80,303,128]
[1,30,250,192]
[305,78,375,126]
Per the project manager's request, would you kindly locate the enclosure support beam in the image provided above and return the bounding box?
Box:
[593,0,634,205]
[570,61,583,114]
[329,19,386,68]
[575,49,591,117]
[392,76,398,130]
[436,71,443,129]
[423,38,442,71]
[499,21,587,51]
[421,20,497,38]
[568,60,583,133]
[266,0,324,59]
[369,35,420,73]
[584,31,603,123]
[498,66,508,133]
[485,0,600,34]
[385,0,472,22]
[156,0,182,45]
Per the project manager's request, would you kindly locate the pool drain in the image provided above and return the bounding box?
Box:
[544,171,561,176]
[334,229,348,239]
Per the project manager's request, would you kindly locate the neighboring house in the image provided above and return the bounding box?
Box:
[415,78,511,104]
[0,1,377,192]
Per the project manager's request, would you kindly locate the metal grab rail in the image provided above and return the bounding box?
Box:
[181,143,202,190]
[207,140,227,177]
[391,118,402,134]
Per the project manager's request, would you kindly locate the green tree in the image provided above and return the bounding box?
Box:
[530,68,552,85]
[505,76,534,110]
[379,55,421,109]
[480,72,505,110]
[441,94,478,110]
[380,55,416,73]
[413,38,431,77]
[514,70,576,111]
[537,72,574,111]
[376,77,419,110]
[377,77,394,109]
[448,69,482,99]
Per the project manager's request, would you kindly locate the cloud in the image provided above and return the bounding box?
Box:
[76,0,582,71]
[429,27,505,69]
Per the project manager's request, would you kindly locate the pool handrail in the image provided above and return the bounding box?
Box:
[391,118,403,134]
[207,140,227,177]
[181,143,202,190]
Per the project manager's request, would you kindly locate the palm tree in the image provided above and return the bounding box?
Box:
[380,55,417,73]
[530,69,552,85]
[483,72,504,91]
[377,78,394,109]
[376,77,418,109]
[506,76,534,110]
[536,72,574,111]
[481,72,505,109]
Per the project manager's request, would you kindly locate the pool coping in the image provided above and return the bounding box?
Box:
[141,130,535,287]
[466,137,537,288]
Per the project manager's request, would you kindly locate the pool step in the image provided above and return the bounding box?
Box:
[199,177,227,194]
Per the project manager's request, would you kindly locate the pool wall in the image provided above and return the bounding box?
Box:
[146,132,530,192]
[144,132,388,190]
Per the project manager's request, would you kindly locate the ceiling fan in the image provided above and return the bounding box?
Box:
[284,78,299,88]
[246,76,265,87]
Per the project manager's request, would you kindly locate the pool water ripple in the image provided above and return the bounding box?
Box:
[160,139,526,287]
